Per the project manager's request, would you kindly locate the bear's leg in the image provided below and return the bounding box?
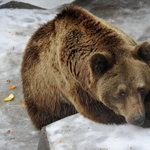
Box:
[141,103,150,128]
[25,98,77,130]
[26,101,54,130]
[145,91,150,121]
[71,87,126,125]
[76,102,126,125]
[141,91,150,127]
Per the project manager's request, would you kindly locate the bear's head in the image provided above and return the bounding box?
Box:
[89,41,150,126]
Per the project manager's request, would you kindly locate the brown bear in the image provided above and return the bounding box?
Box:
[21,5,150,130]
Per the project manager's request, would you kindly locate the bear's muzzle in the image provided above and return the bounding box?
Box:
[133,113,145,126]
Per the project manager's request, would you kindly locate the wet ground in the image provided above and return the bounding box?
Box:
[0,0,150,150]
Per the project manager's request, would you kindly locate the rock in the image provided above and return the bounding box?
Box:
[0,1,46,9]
[38,114,150,150]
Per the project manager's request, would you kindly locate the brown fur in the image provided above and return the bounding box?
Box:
[21,5,150,129]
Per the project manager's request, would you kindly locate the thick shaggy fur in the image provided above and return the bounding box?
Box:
[21,5,150,129]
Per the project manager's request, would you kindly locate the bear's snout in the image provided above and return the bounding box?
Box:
[133,113,145,126]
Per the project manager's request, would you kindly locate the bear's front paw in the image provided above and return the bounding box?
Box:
[141,119,150,128]
[145,92,150,103]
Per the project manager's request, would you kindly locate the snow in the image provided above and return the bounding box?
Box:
[0,0,150,150]
[0,2,58,150]
[46,114,150,150]
[107,8,150,43]
[0,9,56,78]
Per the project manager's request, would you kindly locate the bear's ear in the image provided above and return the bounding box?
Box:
[89,52,112,77]
[133,41,150,61]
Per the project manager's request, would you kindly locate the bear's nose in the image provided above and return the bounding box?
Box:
[133,114,145,126]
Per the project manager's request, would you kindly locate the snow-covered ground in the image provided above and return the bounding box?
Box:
[0,8,57,150]
[0,0,150,150]
[0,8,56,76]
[46,114,150,150]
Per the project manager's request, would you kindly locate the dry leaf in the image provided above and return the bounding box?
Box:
[9,86,16,90]
[20,103,26,106]
[3,93,14,102]
[6,80,10,83]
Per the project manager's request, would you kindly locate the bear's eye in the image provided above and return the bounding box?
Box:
[139,88,145,95]
[119,92,127,97]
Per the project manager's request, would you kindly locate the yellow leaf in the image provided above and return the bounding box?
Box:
[3,93,14,101]
[20,103,26,106]
[9,86,17,90]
